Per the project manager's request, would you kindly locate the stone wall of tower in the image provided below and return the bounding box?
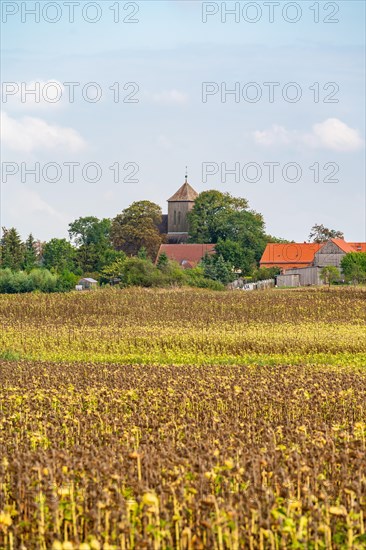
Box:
[167,201,195,235]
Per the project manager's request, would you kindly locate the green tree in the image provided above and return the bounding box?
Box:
[56,270,79,292]
[214,254,233,285]
[119,257,160,287]
[137,246,148,260]
[0,227,25,270]
[157,251,169,271]
[100,256,126,285]
[43,239,76,273]
[111,201,163,259]
[341,252,366,285]
[68,216,113,272]
[308,224,344,243]
[188,191,268,274]
[201,253,233,285]
[23,234,38,271]
[320,265,340,287]
[215,238,256,275]
[188,191,249,244]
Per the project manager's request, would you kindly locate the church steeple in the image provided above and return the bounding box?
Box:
[167,179,198,203]
[167,173,198,243]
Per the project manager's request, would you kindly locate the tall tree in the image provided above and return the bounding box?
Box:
[68,216,113,272]
[42,238,76,273]
[308,224,344,243]
[111,201,163,259]
[188,191,249,244]
[201,252,233,285]
[215,238,256,275]
[0,227,25,270]
[23,233,38,271]
[188,191,268,274]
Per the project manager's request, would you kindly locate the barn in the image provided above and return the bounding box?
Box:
[260,239,366,287]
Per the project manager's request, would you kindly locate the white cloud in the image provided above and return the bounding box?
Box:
[253,118,364,152]
[151,89,188,105]
[5,184,68,226]
[1,111,86,153]
[1,80,66,111]
[308,118,364,152]
[253,124,293,146]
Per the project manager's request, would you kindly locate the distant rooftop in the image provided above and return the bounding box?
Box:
[157,243,216,268]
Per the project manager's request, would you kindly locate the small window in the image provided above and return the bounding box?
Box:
[174,210,177,225]
[178,211,181,225]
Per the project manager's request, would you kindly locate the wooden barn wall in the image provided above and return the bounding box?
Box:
[314,242,345,267]
[283,267,323,286]
[276,274,300,288]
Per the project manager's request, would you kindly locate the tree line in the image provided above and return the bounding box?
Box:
[1,190,363,292]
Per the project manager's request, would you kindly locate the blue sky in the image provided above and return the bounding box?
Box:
[1,0,365,242]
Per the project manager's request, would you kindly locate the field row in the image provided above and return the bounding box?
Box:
[1,362,366,549]
[0,288,365,366]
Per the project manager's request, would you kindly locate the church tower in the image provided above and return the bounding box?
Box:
[167,172,198,243]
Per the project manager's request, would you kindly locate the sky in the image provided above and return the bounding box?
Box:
[1,0,365,242]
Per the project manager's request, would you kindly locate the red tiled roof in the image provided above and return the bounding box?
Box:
[260,243,322,268]
[330,238,355,253]
[349,243,366,252]
[157,244,216,267]
[168,182,198,202]
[260,239,366,269]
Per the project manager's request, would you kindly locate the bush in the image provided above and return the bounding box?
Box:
[158,260,185,286]
[0,268,63,293]
[118,259,225,290]
[56,270,79,292]
[119,258,161,288]
[251,266,280,281]
[0,261,227,293]
[12,271,35,293]
[29,269,59,292]
[341,252,366,284]
[184,267,225,290]
[0,269,14,293]
[0,269,35,293]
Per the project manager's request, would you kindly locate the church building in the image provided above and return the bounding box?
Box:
[163,174,198,244]
[156,175,216,268]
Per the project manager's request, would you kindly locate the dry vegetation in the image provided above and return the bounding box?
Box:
[0,287,366,549]
[0,287,365,366]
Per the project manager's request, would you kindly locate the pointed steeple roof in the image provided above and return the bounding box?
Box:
[168,176,199,202]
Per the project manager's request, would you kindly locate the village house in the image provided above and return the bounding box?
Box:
[260,239,366,287]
